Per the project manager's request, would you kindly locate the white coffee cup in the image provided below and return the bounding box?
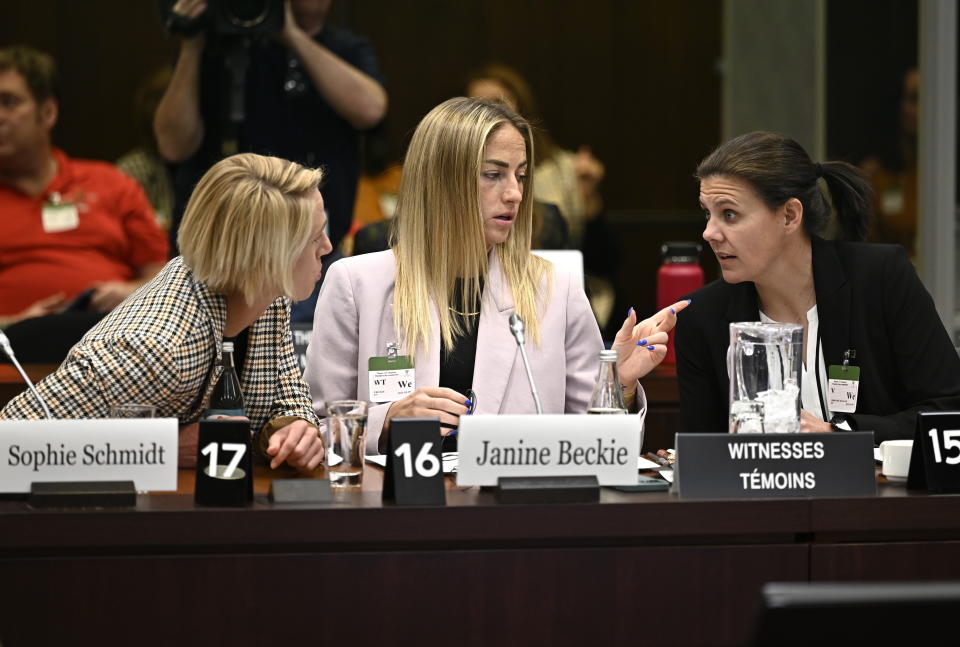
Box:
[879,439,913,481]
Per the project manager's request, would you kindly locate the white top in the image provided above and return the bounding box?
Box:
[760,305,830,421]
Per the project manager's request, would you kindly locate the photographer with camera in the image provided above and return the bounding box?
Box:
[154,0,387,318]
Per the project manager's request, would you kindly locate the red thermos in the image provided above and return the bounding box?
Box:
[657,241,703,365]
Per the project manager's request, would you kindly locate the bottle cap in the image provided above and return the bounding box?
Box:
[660,241,702,264]
[599,349,618,362]
[222,341,234,353]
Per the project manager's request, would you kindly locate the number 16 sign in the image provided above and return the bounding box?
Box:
[383,418,446,506]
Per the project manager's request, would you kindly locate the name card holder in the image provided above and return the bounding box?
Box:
[908,412,960,493]
[383,418,446,506]
[495,475,599,504]
[675,432,876,499]
[269,478,331,504]
[29,480,137,508]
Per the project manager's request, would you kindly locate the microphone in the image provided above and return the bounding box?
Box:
[508,314,543,414]
[0,330,53,420]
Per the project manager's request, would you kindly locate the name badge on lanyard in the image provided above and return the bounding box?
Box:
[368,342,415,403]
[827,351,860,413]
[41,192,79,233]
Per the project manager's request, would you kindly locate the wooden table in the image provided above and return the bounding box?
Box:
[2,465,959,647]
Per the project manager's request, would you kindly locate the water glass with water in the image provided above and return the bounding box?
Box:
[327,400,368,488]
[728,322,803,434]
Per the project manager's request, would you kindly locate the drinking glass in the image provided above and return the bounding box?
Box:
[326,400,368,488]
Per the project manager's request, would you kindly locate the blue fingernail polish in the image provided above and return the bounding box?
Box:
[637,338,647,346]
[647,345,656,351]
[670,308,676,315]
[628,307,635,317]
[465,399,473,408]
[686,298,693,303]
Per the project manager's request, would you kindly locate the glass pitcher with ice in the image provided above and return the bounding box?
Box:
[727,322,803,434]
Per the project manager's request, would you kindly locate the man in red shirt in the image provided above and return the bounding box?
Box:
[0,47,168,354]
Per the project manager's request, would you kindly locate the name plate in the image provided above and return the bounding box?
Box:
[456,414,640,486]
[675,432,876,499]
[0,419,178,493]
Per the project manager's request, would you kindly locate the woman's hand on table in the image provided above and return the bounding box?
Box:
[266,419,325,472]
[383,387,470,435]
[800,409,833,433]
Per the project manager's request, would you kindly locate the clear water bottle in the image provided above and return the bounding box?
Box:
[587,349,627,414]
[206,340,245,418]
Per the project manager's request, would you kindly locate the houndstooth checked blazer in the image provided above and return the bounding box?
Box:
[0,257,319,439]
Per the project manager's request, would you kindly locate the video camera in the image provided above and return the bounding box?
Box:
[160,0,284,38]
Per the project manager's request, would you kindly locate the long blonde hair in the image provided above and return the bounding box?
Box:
[179,153,322,303]
[392,97,549,355]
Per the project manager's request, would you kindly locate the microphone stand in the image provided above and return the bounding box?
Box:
[0,331,53,419]
[508,314,543,414]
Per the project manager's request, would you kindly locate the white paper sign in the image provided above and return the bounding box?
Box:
[0,419,178,493]
[456,414,641,486]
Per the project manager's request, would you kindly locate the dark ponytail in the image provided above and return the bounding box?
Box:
[819,161,871,241]
[696,131,873,241]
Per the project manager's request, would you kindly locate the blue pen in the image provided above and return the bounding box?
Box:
[448,392,477,437]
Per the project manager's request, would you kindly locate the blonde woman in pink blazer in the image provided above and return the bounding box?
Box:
[305,97,687,454]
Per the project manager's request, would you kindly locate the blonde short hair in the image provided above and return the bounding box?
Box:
[393,97,548,354]
[178,153,323,303]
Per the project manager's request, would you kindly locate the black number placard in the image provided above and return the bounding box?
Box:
[382,418,445,506]
[908,412,960,493]
[194,420,253,506]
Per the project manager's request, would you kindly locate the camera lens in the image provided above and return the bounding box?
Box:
[223,0,271,27]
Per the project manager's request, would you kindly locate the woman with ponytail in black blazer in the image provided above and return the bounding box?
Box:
[676,131,960,443]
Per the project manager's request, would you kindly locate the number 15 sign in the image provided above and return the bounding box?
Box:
[908,412,960,493]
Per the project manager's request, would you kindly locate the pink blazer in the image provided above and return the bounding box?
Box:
[304,250,644,454]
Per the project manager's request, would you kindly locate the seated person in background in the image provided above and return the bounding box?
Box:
[352,199,571,256]
[116,67,176,232]
[0,46,168,361]
[464,63,604,244]
[676,131,960,442]
[2,153,328,472]
[862,67,918,257]
[465,63,617,333]
[305,97,687,454]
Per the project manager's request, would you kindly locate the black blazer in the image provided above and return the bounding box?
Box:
[676,236,960,443]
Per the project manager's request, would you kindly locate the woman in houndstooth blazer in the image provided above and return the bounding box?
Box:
[1,154,329,472]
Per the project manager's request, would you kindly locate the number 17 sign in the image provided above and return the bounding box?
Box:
[382,418,446,506]
[908,412,960,493]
